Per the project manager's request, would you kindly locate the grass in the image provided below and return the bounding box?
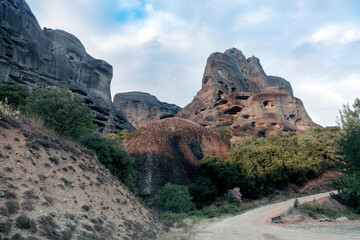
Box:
[287,199,360,220]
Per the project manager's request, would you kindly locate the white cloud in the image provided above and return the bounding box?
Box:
[304,23,360,45]
[24,0,360,126]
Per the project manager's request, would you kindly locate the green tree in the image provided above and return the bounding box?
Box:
[23,86,96,139]
[337,98,360,173]
[189,176,217,208]
[332,98,360,212]
[155,183,194,213]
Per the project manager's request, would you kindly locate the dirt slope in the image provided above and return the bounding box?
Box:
[0,115,163,240]
[196,192,360,240]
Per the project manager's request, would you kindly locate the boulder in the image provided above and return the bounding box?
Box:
[177,48,319,137]
[114,91,181,128]
[123,117,230,200]
[0,0,134,132]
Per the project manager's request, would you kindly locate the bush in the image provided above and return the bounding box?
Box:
[189,176,217,208]
[291,202,342,219]
[0,82,29,108]
[155,183,194,213]
[198,127,340,201]
[217,128,231,140]
[79,132,134,189]
[23,86,97,140]
[332,98,360,212]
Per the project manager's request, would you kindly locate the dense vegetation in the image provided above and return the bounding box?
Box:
[332,98,360,212]
[199,127,340,199]
[0,83,134,189]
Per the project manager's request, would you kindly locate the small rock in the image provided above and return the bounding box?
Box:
[44,174,49,178]
[61,154,67,160]
[120,198,127,204]
[117,226,126,233]
[101,212,107,220]
[40,185,46,191]
[35,178,40,183]
[31,157,36,165]
[0,191,4,197]
[50,210,57,217]
[77,149,82,154]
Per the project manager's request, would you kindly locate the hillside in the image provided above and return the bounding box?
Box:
[0,115,163,239]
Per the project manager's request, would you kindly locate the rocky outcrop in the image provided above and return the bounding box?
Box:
[123,117,230,200]
[113,91,181,128]
[0,115,163,239]
[0,0,134,132]
[177,48,319,137]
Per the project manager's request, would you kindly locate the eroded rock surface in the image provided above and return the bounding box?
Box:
[0,0,134,132]
[123,117,230,200]
[114,91,181,128]
[177,48,319,137]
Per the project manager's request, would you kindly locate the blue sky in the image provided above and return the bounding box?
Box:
[26,0,360,126]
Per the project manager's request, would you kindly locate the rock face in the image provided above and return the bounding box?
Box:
[113,91,181,128]
[177,48,320,137]
[123,117,230,200]
[0,115,163,239]
[0,0,134,132]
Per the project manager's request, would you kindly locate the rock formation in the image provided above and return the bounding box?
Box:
[0,0,134,132]
[123,117,230,200]
[0,115,163,239]
[113,91,181,128]
[177,48,320,137]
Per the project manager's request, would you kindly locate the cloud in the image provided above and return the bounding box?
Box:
[302,23,360,45]
[25,0,360,126]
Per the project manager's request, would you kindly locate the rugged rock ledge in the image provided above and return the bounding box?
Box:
[177,48,320,137]
[114,91,181,128]
[0,0,134,132]
[123,117,230,200]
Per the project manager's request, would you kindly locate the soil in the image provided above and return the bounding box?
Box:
[0,115,164,239]
[196,192,360,240]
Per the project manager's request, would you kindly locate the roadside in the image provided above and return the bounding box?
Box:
[195,192,360,240]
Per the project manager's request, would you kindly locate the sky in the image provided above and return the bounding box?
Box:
[26,0,360,127]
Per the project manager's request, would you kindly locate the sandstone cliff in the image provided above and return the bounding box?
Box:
[177,48,320,137]
[113,91,181,128]
[0,115,163,239]
[123,117,230,200]
[0,0,134,132]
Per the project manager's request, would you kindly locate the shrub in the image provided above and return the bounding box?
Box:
[189,176,217,208]
[79,132,134,189]
[224,187,242,203]
[0,81,29,108]
[293,202,342,219]
[15,215,37,233]
[23,86,96,140]
[155,183,194,213]
[217,128,231,140]
[0,98,20,120]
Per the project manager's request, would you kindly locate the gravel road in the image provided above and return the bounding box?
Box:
[196,192,360,240]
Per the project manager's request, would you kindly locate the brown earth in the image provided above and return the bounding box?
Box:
[123,117,230,201]
[0,115,164,240]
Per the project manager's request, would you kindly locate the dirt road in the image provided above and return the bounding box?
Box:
[196,192,360,240]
